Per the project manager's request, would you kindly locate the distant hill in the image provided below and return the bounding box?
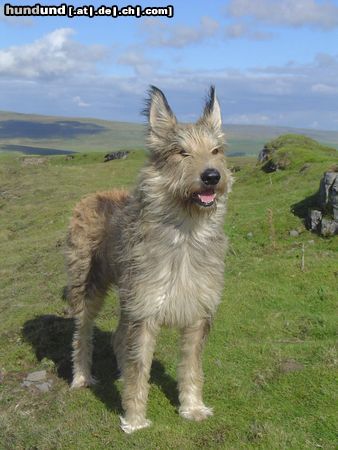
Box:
[0,110,337,156]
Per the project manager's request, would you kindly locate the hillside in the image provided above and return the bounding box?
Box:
[1,110,338,156]
[258,134,338,172]
[0,136,336,449]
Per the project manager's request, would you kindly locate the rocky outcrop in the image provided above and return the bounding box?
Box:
[258,142,291,172]
[104,151,129,162]
[307,171,338,236]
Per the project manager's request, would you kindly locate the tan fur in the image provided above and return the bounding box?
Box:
[65,86,232,433]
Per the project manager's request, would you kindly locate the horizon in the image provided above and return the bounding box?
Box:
[1,0,338,131]
[2,108,338,135]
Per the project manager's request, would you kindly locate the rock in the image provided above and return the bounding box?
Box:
[308,240,315,245]
[35,382,52,393]
[25,370,47,382]
[258,143,290,172]
[247,232,253,239]
[22,370,52,393]
[257,146,271,163]
[303,172,338,237]
[321,218,338,237]
[262,159,279,173]
[104,151,129,162]
[289,230,299,237]
[318,172,337,211]
[307,209,322,232]
[21,157,47,166]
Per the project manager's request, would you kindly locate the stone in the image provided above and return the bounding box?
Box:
[321,218,338,237]
[318,172,337,210]
[257,146,271,163]
[35,382,52,393]
[25,370,47,382]
[104,151,129,162]
[303,172,338,236]
[289,230,299,237]
[307,209,322,232]
[247,232,253,239]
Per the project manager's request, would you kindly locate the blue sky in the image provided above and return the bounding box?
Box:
[1,0,338,130]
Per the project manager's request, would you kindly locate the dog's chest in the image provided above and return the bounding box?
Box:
[131,223,225,327]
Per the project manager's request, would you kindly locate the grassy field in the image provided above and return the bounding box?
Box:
[0,137,337,449]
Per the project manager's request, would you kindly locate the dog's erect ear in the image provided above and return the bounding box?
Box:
[199,86,222,130]
[145,86,177,137]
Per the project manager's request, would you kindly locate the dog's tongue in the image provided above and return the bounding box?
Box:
[198,190,216,204]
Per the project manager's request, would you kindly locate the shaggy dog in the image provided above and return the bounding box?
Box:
[65,86,232,433]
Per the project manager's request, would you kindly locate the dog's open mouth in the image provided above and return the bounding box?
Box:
[192,189,216,207]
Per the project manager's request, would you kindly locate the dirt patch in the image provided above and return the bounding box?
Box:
[279,359,304,373]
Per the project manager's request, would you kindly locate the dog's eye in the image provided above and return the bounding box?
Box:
[211,148,219,155]
[179,149,189,157]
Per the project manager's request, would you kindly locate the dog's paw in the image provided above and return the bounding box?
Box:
[179,405,213,421]
[119,416,152,434]
[71,374,96,389]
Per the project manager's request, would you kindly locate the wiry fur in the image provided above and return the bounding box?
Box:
[65,86,233,433]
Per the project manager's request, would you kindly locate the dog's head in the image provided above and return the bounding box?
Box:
[144,86,232,212]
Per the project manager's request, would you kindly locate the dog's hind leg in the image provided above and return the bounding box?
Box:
[69,293,104,388]
[67,255,108,389]
[65,191,124,388]
[67,239,110,388]
[178,318,213,421]
[119,320,159,433]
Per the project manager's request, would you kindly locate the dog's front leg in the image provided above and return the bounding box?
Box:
[178,318,213,421]
[120,320,158,433]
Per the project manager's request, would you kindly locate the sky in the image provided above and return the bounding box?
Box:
[1,0,338,130]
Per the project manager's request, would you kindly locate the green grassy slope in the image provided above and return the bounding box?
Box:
[0,139,337,449]
[1,110,338,156]
[259,134,337,171]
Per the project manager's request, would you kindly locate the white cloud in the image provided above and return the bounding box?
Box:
[0,28,107,79]
[118,48,159,76]
[140,16,220,48]
[0,30,338,130]
[223,113,271,125]
[311,83,338,94]
[73,96,90,107]
[227,0,338,29]
[225,23,273,40]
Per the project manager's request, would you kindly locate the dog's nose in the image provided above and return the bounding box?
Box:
[201,168,220,185]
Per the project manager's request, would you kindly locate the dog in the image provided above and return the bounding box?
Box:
[65,86,233,433]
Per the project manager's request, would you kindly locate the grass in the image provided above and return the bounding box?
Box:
[0,138,337,449]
